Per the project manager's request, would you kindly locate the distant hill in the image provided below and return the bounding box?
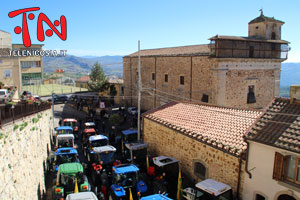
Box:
[281,63,300,86]
[43,55,123,77]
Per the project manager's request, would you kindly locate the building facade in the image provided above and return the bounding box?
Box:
[124,12,290,110]
[143,102,262,198]
[0,30,44,98]
[12,44,44,86]
[243,89,300,200]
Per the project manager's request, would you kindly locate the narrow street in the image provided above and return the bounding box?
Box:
[44,102,136,200]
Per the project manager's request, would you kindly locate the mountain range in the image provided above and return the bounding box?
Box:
[43,55,123,77]
[43,55,300,89]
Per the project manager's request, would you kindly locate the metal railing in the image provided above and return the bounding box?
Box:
[0,102,51,127]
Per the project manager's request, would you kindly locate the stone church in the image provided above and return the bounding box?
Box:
[123,12,290,110]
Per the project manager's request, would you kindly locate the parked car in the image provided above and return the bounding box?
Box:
[0,89,9,102]
[54,95,69,104]
[127,107,137,115]
[33,95,40,101]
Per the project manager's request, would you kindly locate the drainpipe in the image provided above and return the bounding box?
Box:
[236,156,242,199]
[245,139,252,179]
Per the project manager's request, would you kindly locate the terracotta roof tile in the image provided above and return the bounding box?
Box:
[76,75,90,83]
[126,44,210,57]
[245,98,300,154]
[143,102,262,156]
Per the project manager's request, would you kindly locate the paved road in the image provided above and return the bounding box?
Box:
[44,103,89,200]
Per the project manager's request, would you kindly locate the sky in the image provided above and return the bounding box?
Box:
[1,0,299,62]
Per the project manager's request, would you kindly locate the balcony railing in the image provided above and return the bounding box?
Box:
[0,102,51,127]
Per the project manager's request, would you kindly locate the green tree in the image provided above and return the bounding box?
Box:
[109,114,121,126]
[88,62,109,92]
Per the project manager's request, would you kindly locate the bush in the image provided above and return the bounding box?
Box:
[109,114,121,126]
[13,125,19,131]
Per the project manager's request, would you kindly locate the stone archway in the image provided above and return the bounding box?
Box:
[278,194,296,200]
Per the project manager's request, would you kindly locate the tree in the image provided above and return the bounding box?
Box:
[109,114,121,126]
[88,62,109,92]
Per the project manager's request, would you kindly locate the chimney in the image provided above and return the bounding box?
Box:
[290,85,300,104]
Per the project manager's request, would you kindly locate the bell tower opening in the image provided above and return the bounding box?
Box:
[248,10,284,40]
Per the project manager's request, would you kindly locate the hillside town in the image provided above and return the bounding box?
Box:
[0,7,299,200]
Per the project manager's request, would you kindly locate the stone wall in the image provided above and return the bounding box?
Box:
[0,109,53,200]
[214,59,281,109]
[143,118,245,197]
[123,55,213,110]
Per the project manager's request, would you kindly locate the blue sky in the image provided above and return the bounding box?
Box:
[1,0,299,62]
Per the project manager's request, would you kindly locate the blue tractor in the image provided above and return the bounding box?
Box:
[141,194,173,200]
[109,164,148,200]
[47,147,79,172]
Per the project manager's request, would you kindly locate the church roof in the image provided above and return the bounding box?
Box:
[249,12,284,24]
[125,44,210,57]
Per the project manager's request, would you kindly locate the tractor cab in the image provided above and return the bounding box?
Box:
[110,164,148,200]
[56,126,73,136]
[87,145,118,192]
[121,129,138,146]
[54,163,90,200]
[84,135,109,157]
[56,134,76,149]
[51,147,79,172]
[66,191,99,200]
[124,143,148,172]
[87,145,117,173]
[82,128,97,146]
[182,179,233,200]
[141,194,172,200]
[63,119,79,138]
[151,156,179,199]
[84,122,97,130]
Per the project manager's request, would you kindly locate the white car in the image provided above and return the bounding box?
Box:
[128,107,137,115]
[0,89,9,102]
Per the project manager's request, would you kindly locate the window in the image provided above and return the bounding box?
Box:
[165,74,168,83]
[201,94,209,103]
[255,194,266,200]
[180,76,184,85]
[271,32,276,40]
[194,161,206,179]
[21,61,41,68]
[249,46,254,58]
[247,85,256,104]
[5,70,11,78]
[152,73,155,81]
[121,86,124,96]
[273,152,300,185]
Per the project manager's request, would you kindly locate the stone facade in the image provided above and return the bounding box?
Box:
[143,118,245,197]
[0,109,53,200]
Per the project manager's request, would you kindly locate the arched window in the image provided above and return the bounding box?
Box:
[247,85,256,104]
[271,32,276,40]
[194,161,207,179]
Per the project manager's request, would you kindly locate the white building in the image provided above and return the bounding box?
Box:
[243,86,300,200]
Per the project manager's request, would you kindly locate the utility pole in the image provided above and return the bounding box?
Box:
[137,40,141,142]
